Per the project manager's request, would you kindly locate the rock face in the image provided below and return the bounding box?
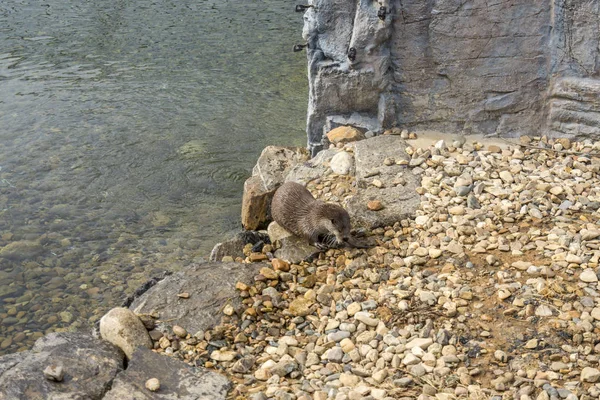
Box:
[99,307,153,359]
[241,146,309,230]
[103,347,230,400]
[301,0,600,153]
[0,332,123,399]
[547,77,600,138]
[130,262,262,334]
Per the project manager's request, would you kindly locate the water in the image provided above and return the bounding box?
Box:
[0,0,307,353]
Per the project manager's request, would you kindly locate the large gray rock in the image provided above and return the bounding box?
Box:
[241,146,309,230]
[301,0,600,151]
[0,332,123,400]
[130,262,262,334]
[103,347,230,400]
[344,135,420,228]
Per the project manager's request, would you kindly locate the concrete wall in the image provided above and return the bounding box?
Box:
[302,0,600,154]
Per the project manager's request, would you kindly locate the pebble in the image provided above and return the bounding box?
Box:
[581,367,600,383]
[145,378,160,391]
[43,364,64,382]
[535,305,553,317]
[173,325,187,338]
[579,269,598,282]
[353,312,379,327]
[367,200,384,211]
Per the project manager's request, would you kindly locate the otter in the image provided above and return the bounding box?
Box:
[271,181,356,250]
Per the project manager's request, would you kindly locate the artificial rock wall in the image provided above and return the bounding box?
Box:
[302,0,600,154]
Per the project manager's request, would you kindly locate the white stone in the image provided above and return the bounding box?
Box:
[415,215,429,226]
[429,248,442,258]
[581,367,600,383]
[347,302,361,316]
[511,261,531,270]
[406,338,433,350]
[402,353,420,365]
[210,350,237,362]
[339,372,360,386]
[370,388,387,400]
[535,305,553,317]
[330,151,354,175]
[581,229,600,241]
[499,170,514,183]
[580,269,598,283]
[354,311,379,327]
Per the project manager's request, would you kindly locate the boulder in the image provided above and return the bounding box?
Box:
[99,307,153,359]
[0,332,123,399]
[103,347,230,399]
[130,262,262,334]
[241,146,309,230]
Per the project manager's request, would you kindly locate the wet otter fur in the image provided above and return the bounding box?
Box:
[272,181,361,250]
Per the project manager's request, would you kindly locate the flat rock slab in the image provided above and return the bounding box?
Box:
[0,332,124,400]
[103,347,230,400]
[130,262,262,334]
[345,135,420,228]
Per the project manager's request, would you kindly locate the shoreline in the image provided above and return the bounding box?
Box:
[3,130,600,399]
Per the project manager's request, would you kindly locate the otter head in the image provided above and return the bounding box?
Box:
[318,203,351,245]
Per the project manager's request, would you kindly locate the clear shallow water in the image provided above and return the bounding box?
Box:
[0,0,307,353]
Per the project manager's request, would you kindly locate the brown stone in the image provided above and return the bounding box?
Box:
[488,145,502,153]
[288,297,313,317]
[249,252,268,262]
[367,200,384,211]
[556,137,572,149]
[326,126,365,144]
[272,258,290,272]
[259,267,278,280]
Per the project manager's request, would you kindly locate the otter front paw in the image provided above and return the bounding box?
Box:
[313,242,329,251]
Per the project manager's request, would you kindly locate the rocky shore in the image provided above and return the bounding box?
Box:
[3,130,600,400]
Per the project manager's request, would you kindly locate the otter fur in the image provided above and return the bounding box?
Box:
[271,181,352,249]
